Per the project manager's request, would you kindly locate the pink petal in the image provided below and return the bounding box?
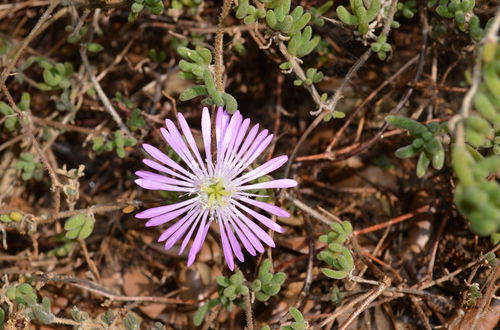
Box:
[201,107,213,174]
[135,198,197,219]
[233,200,284,233]
[224,218,244,262]
[157,208,198,242]
[187,212,210,266]
[238,179,297,191]
[230,206,275,248]
[234,155,288,185]
[135,170,193,187]
[161,127,202,175]
[143,159,193,182]
[134,179,193,192]
[238,198,291,217]
[145,203,194,227]
[172,114,208,174]
[218,214,234,270]
[143,144,194,179]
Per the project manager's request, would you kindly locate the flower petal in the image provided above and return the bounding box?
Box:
[143,144,194,179]
[134,179,193,192]
[229,132,272,179]
[157,208,198,242]
[179,209,207,254]
[233,200,284,233]
[143,159,193,182]
[230,205,275,248]
[238,198,291,217]
[228,217,257,256]
[161,127,203,176]
[187,213,210,266]
[234,155,288,185]
[135,170,193,187]
[135,198,197,219]
[237,179,297,191]
[175,114,208,175]
[230,214,265,253]
[218,212,235,270]
[164,210,203,249]
[222,214,244,262]
[224,118,250,165]
[145,203,195,227]
[201,107,213,174]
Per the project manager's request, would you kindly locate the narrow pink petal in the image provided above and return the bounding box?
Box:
[157,208,198,242]
[217,111,242,166]
[134,179,193,192]
[179,210,207,254]
[224,118,250,165]
[233,200,284,233]
[229,213,265,253]
[145,203,194,227]
[187,212,210,266]
[215,107,230,148]
[229,132,272,178]
[164,210,203,250]
[201,107,213,174]
[135,171,193,187]
[218,214,234,270]
[135,198,197,219]
[175,113,208,174]
[238,179,297,191]
[143,159,193,182]
[161,127,202,175]
[234,155,288,185]
[233,124,259,163]
[224,218,244,262]
[228,217,256,256]
[230,206,275,248]
[143,144,194,179]
[237,198,291,217]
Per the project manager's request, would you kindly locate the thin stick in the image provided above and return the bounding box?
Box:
[80,46,132,137]
[214,0,233,91]
[354,205,430,235]
[0,0,59,87]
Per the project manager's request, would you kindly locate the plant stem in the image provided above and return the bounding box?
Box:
[214,0,233,92]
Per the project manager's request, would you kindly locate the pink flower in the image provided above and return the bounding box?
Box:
[135,107,297,270]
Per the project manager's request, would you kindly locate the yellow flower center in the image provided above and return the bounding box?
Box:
[200,179,232,208]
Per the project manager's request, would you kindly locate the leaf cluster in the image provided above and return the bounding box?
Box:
[293,68,323,86]
[15,153,43,181]
[92,130,137,158]
[430,0,485,40]
[0,92,29,131]
[37,60,74,91]
[249,259,286,302]
[282,307,309,330]
[129,0,164,22]
[386,115,446,178]
[397,1,416,19]
[0,211,23,224]
[371,35,392,60]
[336,0,381,35]
[64,214,95,240]
[177,46,238,112]
[317,221,354,280]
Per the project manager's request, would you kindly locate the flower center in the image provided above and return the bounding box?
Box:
[199,178,232,209]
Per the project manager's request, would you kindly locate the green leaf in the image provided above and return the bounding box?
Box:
[87,43,104,52]
[289,307,304,322]
[321,268,348,279]
[64,214,94,240]
[416,151,430,178]
[221,92,238,113]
